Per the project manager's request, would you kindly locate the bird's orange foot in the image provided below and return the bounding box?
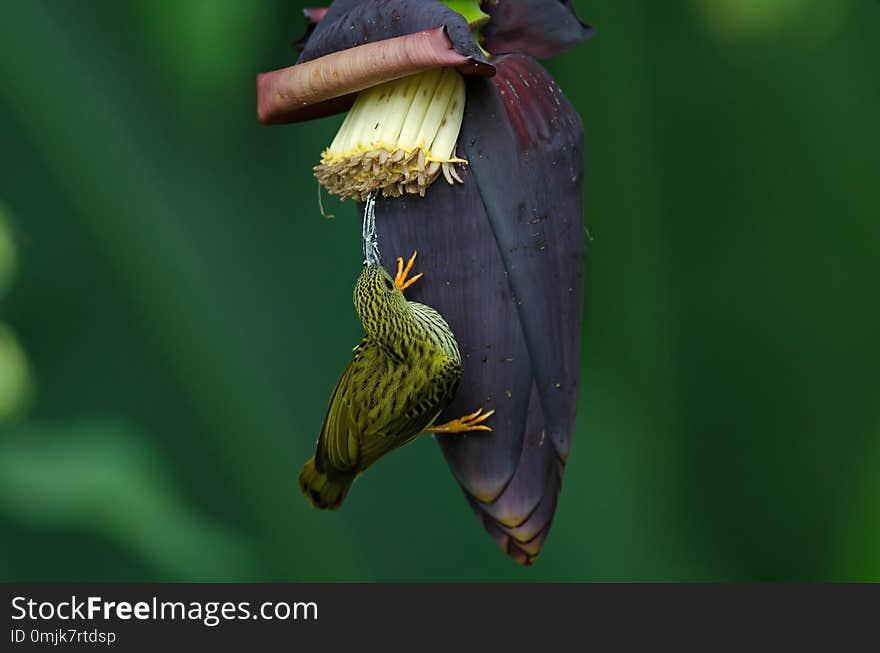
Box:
[427,408,495,434]
[395,250,424,293]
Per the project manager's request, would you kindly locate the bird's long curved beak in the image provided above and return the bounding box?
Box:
[362,192,381,267]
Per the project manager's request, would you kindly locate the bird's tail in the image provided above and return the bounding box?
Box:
[297,457,354,510]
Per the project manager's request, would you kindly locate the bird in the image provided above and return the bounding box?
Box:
[298,195,494,510]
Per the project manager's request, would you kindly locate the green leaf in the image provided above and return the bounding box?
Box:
[440,0,490,28]
[0,204,16,299]
[0,325,31,423]
[0,421,256,580]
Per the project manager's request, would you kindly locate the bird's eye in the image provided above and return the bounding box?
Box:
[383,276,395,292]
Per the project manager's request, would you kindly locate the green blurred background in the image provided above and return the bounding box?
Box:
[1,0,878,581]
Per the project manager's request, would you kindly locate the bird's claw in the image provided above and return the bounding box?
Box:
[428,408,495,434]
[395,250,423,293]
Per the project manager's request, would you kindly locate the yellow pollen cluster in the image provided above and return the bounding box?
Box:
[314,67,467,201]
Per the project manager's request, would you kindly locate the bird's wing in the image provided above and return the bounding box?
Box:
[357,354,463,468]
[315,339,375,473]
[317,343,464,474]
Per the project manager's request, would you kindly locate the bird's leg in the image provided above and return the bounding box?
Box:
[395,250,424,293]
[427,408,495,434]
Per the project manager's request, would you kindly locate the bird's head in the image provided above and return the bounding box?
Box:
[353,264,409,340]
